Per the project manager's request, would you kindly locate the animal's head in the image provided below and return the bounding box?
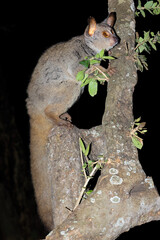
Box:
[84,12,119,53]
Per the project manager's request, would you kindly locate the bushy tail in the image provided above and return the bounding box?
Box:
[29,114,53,230]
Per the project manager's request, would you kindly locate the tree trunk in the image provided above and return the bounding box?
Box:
[44,0,160,239]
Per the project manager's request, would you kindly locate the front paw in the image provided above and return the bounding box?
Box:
[106,66,116,77]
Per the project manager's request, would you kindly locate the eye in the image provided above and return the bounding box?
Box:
[102,31,110,38]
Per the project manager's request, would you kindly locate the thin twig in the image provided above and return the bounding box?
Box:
[86,65,109,82]
[73,165,98,211]
[94,65,109,80]
[79,140,88,181]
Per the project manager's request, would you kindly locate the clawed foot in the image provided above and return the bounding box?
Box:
[45,105,73,128]
[60,112,72,122]
[106,65,116,77]
[98,65,116,81]
[59,113,73,128]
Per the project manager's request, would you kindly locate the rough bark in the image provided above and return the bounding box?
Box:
[44,0,160,239]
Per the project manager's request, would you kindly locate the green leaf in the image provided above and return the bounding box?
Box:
[95,53,100,58]
[97,72,109,79]
[144,1,153,8]
[139,54,148,70]
[79,60,90,68]
[149,40,157,50]
[88,80,98,97]
[146,44,152,53]
[152,2,158,8]
[135,116,141,122]
[85,190,93,196]
[76,70,85,81]
[96,164,101,169]
[140,129,147,134]
[90,59,101,65]
[99,49,105,58]
[153,8,160,15]
[84,143,90,156]
[103,56,115,60]
[88,160,93,166]
[132,136,143,149]
[138,0,142,7]
[138,37,144,43]
[135,57,143,72]
[144,31,150,41]
[82,163,87,169]
[140,9,146,17]
[79,138,86,154]
[80,77,92,87]
[88,165,93,174]
[81,73,89,83]
[139,45,146,53]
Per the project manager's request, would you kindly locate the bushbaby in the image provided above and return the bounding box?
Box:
[26,12,119,230]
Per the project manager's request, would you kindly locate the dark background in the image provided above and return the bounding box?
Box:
[0,0,159,239]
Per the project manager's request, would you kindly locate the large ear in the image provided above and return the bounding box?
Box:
[88,17,96,36]
[106,12,116,27]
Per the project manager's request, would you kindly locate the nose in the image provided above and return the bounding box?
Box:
[111,36,119,47]
[114,35,120,45]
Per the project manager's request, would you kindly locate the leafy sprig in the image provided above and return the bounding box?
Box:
[130,117,147,149]
[134,31,160,71]
[136,0,160,17]
[76,49,115,96]
[134,1,160,71]
[73,138,107,210]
